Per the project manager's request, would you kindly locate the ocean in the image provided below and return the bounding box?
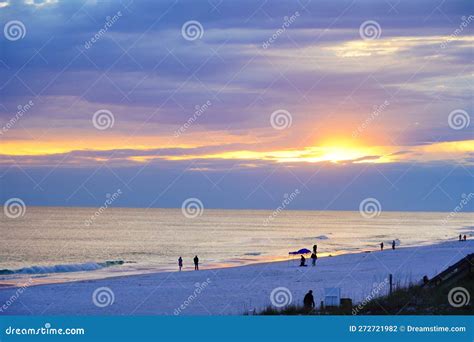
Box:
[1,207,472,285]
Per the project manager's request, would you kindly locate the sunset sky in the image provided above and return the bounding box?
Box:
[0,0,472,211]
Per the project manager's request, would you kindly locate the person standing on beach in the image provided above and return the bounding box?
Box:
[392,240,396,250]
[178,256,183,271]
[313,244,317,254]
[380,242,384,251]
[459,234,462,241]
[463,235,467,241]
[193,255,199,270]
[311,253,317,266]
[303,290,315,310]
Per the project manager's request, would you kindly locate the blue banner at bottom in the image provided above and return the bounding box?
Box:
[0,316,472,341]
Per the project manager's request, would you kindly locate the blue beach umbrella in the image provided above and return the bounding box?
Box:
[289,248,311,255]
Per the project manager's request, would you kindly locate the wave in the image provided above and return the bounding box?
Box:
[0,260,124,275]
[315,235,330,240]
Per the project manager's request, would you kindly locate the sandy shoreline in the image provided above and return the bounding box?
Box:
[0,240,472,315]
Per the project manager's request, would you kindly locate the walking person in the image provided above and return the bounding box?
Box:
[392,240,396,250]
[193,255,199,270]
[178,256,183,271]
[303,290,315,311]
[311,252,317,266]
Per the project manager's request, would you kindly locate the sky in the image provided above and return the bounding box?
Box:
[0,0,473,212]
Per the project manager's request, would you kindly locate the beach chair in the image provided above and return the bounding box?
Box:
[324,287,341,307]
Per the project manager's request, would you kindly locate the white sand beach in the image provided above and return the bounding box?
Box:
[0,240,472,315]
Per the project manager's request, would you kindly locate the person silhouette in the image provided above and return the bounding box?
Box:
[193,255,199,270]
[178,256,183,271]
[313,244,317,254]
[459,234,462,242]
[392,240,396,250]
[300,255,307,267]
[380,242,384,251]
[303,290,315,310]
[311,253,317,266]
[463,235,467,241]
